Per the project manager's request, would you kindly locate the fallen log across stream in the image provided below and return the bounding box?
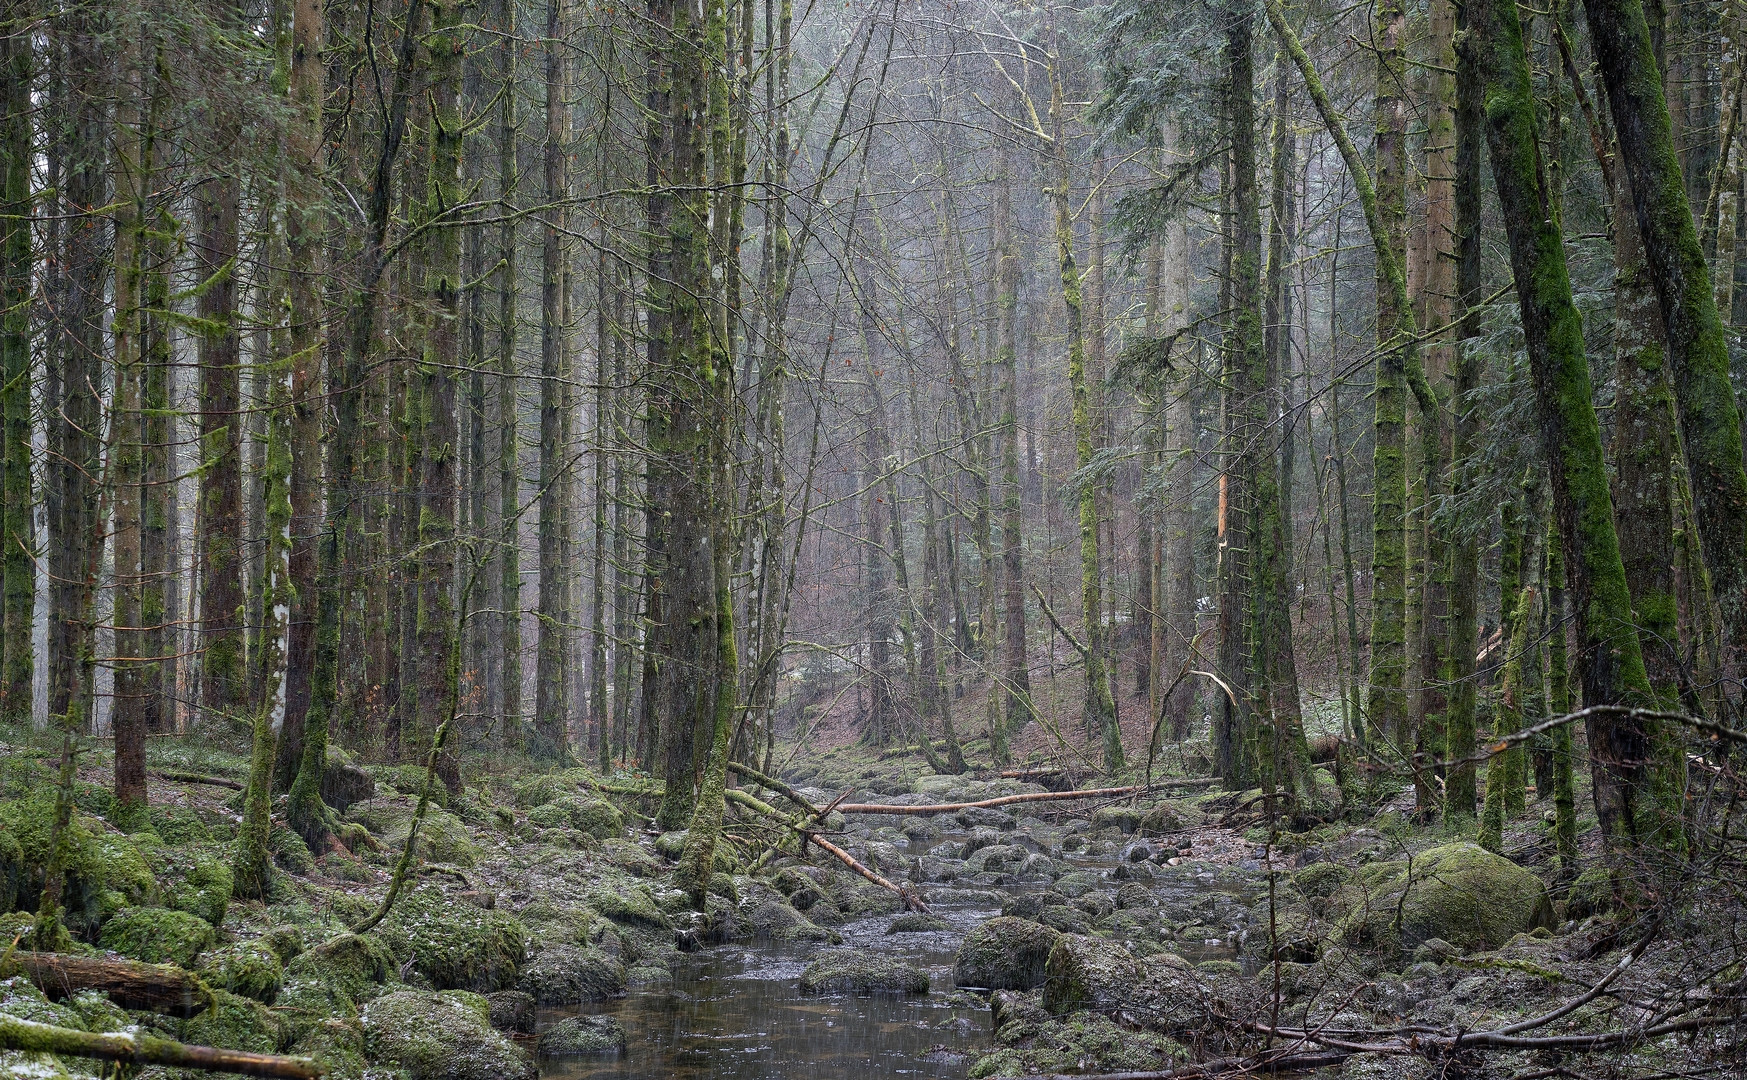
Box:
[834,784,1165,816]
[0,1014,325,1078]
[3,951,214,1016]
[723,788,930,912]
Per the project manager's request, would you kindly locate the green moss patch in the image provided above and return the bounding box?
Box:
[360,989,536,1080]
[377,884,526,992]
[97,906,214,968]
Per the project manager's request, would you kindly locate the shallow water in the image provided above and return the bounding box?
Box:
[535,824,1258,1080]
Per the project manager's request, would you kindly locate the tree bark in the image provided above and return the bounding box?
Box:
[0,0,33,724]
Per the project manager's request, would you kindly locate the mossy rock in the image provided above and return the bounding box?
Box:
[1090,806,1143,833]
[1292,861,1352,901]
[281,932,396,1020]
[0,973,87,1030]
[360,989,536,1080]
[374,764,450,808]
[511,773,567,809]
[954,917,1061,991]
[1036,905,1091,935]
[1136,803,1185,837]
[1052,871,1102,898]
[888,913,950,933]
[600,839,663,877]
[517,943,627,1004]
[526,795,624,840]
[976,1000,1187,1077]
[835,882,902,917]
[487,989,536,1033]
[145,806,213,845]
[1041,934,1141,1015]
[537,1014,627,1056]
[652,829,689,861]
[1564,865,1612,920]
[181,989,283,1055]
[1333,841,1555,957]
[146,844,233,927]
[344,799,478,868]
[321,745,376,813]
[378,884,527,993]
[1127,952,1218,1036]
[1115,883,1154,910]
[585,885,670,929]
[288,1018,367,1080]
[98,906,214,968]
[965,844,1028,875]
[0,797,158,935]
[798,950,929,995]
[268,823,317,875]
[200,940,285,1004]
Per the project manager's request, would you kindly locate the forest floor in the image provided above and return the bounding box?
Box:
[0,711,1742,1080]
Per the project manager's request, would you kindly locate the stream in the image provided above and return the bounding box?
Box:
[534,820,1262,1080]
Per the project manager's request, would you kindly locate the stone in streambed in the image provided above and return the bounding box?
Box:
[798,951,929,995]
[1042,934,1142,1015]
[538,1014,628,1056]
[953,916,1061,991]
[361,989,536,1080]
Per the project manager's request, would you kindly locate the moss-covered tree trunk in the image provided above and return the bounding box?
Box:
[1463,0,1668,851]
[993,145,1036,744]
[495,0,522,751]
[1047,49,1121,772]
[1584,0,1747,698]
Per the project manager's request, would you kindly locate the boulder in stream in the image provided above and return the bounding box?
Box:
[361,989,537,1080]
[1041,934,1142,1015]
[518,942,628,1003]
[954,916,1061,990]
[798,950,930,995]
[1333,841,1555,957]
[539,1014,628,1056]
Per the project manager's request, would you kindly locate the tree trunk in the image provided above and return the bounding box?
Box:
[993,143,1035,744]
[1462,0,1672,853]
[0,0,33,724]
[1585,0,1747,697]
[495,0,522,751]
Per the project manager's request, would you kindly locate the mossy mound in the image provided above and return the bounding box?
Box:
[1136,802,1186,837]
[181,989,284,1055]
[360,989,536,1080]
[1332,842,1555,957]
[0,974,87,1030]
[377,884,526,992]
[287,1017,368,1080]
[954,917,1061,991]
[345,798,479,868]
[972,996,1187,1078]
[1041,934,1142,1015]
[280,932,397,1021]
[268,823,318,875]
[200,940,285,1004]
[374,765,450,807]
[585,884,670,928]
[145,806,213,845]
[798,950,929,995]
[600,839,663,877]
[1089,806,1143,833]
[145,843,233,927]
[652,829,689,861]
[526,795,624,840]
[537,1014,627,1056]
[0,796,158,934]
[1564,865,1613,920]
[1291,861,1352,900]
[321,745,376,813]
[97,906,214,968]
[517,943,627,1004]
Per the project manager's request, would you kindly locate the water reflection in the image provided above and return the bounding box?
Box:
[535,823,1256,1080]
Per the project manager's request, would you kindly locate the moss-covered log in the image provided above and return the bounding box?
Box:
[0,1012,322,1078]
[4,950,214,1017]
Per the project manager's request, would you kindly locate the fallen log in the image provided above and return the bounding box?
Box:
[4,951,214,1017]
[152,770,246,791]
[0,1013,324,1078]
[723,789,929,913]
[725,761,822,817]
[835,785,1150,816]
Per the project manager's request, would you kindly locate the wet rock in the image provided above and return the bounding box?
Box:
[200,939,286,1004]
[1115,883,1154,910]
[913,855,963,883]
[1000,891,1064,919]
[518,943,628,1003]
[1072,893,1114,921]
[1292,861,1353,903]
[487,989,536,1033]
[864,840,909,875]
[1041,934,1142,1015]
[539,1014,628,1056]
[1036,904,1091,935]
[959,827,1004,858]
[799,950,929,995]
[1019,853,1070,880]
[361,989,537,1080]
[977,996,1187,1078]
[954,916,1061,990]
[1136,803,1185,837]
[378,883,527,992]
[1121,841,1154,863]
[956,807,1018,830]
[1090,806,1143,833]
[888,912,951,933]
[965,844,1028,875]
[1112,860,1157,882]
[586,884,672,929]
[1053,870,1102,897]
[1334,842,1555,957]
[98,906,214,968]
